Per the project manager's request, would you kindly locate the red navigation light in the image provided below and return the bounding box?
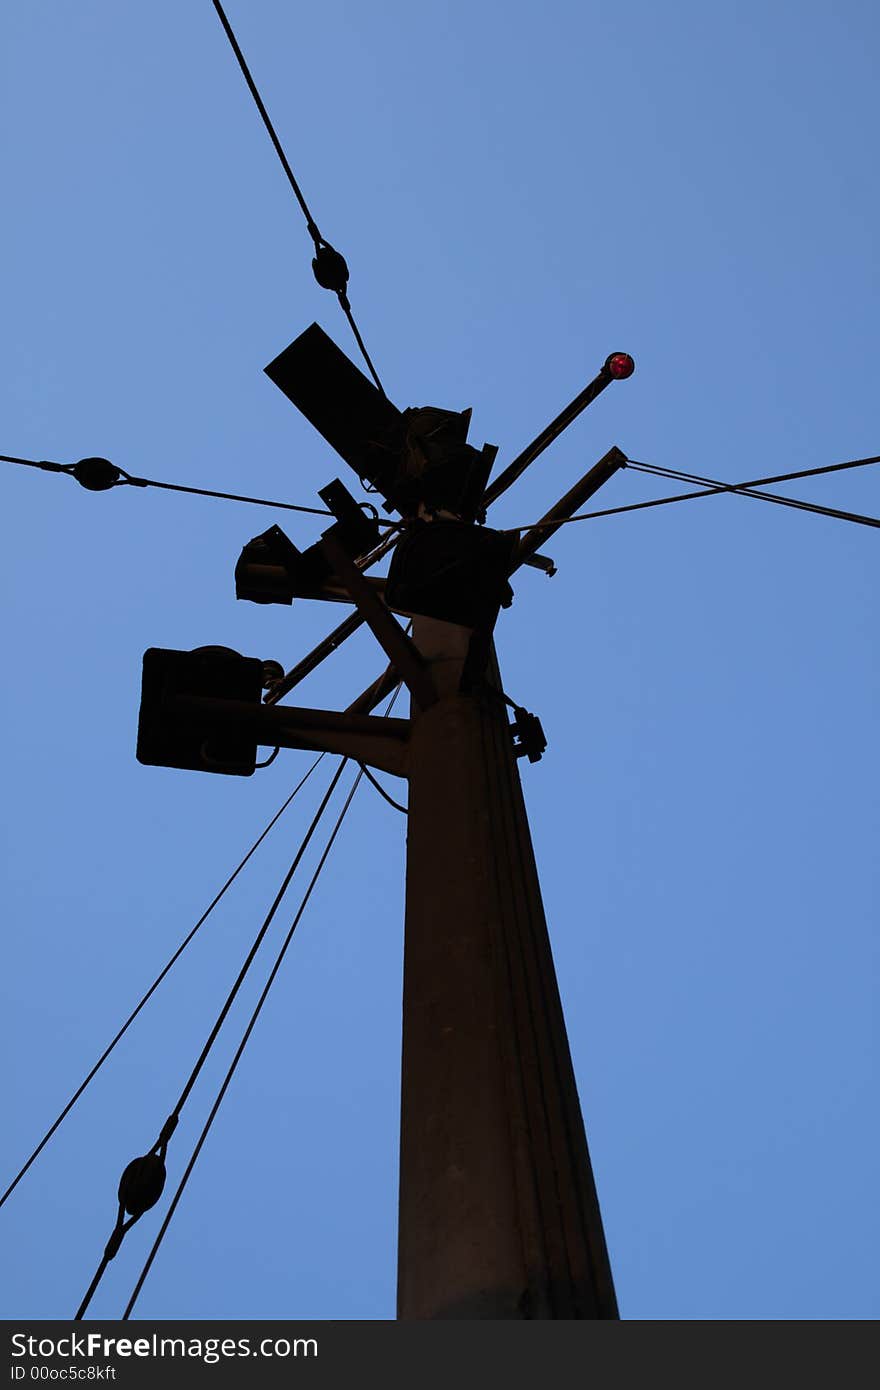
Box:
[605,352,635,380]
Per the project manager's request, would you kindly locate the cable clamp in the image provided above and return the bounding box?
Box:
[510,706,547,764]
[156,1113,179,1153]
[477,683,547,763]
[103,1221,126,1262]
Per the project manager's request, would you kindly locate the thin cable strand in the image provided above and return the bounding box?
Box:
[0,755,324,1215]
[119,469,399,524]
[502,454,880,531]
[1,453,67,471]
[210,1,386,393]
[626,460,880,528]
[170,761,347,1121]
[338,297,387,397]
[76,1255,111,1324]
[2,452,400,524]
[121,474,334,516]
[122,767,361,1319]
[121,683,404,1318]
[211,0,320,237]
[358,761,408,814]
[3,454,330,517]
[73,759,348,1319]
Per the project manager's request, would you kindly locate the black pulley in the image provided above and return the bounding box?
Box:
[117,1153,167,1218]
[72,456,121,491]
[311,244,349,293]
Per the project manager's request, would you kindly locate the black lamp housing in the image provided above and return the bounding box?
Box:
[136,646,264,776]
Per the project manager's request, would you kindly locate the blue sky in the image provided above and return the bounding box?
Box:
[1,0,877,1320]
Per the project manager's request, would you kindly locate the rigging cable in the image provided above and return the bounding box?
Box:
[74,755,350,1319]
[122,765,361,1318]
[254,746,280,768]
[625,458,880,529]
[120,683,405,1318]
[502,453,880,532]
[209,0,386,395]
[358,761,408,814]
[0,753,325,1216]
[1,453,398,524]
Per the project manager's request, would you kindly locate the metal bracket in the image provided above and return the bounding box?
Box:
[510,708,547,764]
[511,446,627,573]
[319,531,438,710]
[167,694,410,778]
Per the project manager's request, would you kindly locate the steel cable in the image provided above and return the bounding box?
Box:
[502,453,880,532]
[0,755,325,1215]
[210,1,386,393]
[74,756,348,1318]
[120,683,404,1317]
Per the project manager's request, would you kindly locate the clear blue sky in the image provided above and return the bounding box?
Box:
[1,0,877,1320]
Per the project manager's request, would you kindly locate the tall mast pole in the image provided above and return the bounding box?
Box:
[138,301,632,1315]
[397,618,618,1319]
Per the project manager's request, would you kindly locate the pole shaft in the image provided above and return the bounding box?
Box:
[397,626,617,1319]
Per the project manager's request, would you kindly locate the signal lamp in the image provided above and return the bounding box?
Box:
[605,352,635,380]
